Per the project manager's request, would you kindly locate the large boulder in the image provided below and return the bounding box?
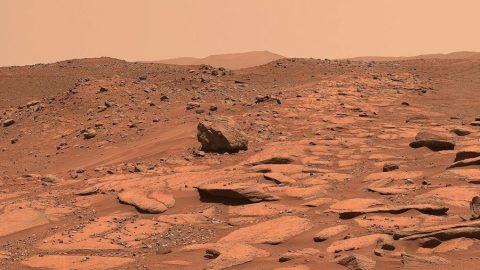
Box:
[197,116,248,153]
[409,132,455,151]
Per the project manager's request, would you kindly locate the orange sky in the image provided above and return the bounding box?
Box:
[1,0,480,66]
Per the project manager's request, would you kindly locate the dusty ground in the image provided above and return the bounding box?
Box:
[0,57,479,270]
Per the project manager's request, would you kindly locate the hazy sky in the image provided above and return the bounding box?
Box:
[1,0,479,66]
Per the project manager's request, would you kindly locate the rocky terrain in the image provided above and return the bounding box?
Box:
[0,56,479,270]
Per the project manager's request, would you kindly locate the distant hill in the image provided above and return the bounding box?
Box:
[349,51,480,61]
[150,51,285,70]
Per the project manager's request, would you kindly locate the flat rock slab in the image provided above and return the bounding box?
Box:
[181,243,269,270]
[118,190,175,214]
[196,182,279,203]
[448,168,480,184]
[0,208,50,237]
[21,255,133,270]
[219,216,313,244]
[367,178,418,195]
[409,131,455,151]
[337,254,376,270]
[329,198,383,210]
[401,253,449,267]
[354,215,419,230]
[328,204,448,219]
[228,203,305,217]
[394,220,480,240]
[417,186,480,207]
[327,234,392,253]
[428,238,475,253]
[245,143,303,166]
[454,147,480,162]
[264,173,296,185]
[448,156,480,169]
[302,197,338,207]
[314,225,348,242]
[279,248,320,262]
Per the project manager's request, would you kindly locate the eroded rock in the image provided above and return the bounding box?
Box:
[337,254,376,270]
[196,182,278,203]
[409,131,455,151]
[197,116,248,153]
[219,216,313,244]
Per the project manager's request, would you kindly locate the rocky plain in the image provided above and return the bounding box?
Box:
[0,56,480,269]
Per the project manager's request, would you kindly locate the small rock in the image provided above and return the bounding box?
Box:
[41,174,59,184]
[383,163,399,172]
[470,196,480,219]
[418,237,442,248]
[3,119,15,127]
[82,129,97,139]
[204,249,221,259]
[186,102,200,110]
[451,128,471,136]
[160,94,169,101]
